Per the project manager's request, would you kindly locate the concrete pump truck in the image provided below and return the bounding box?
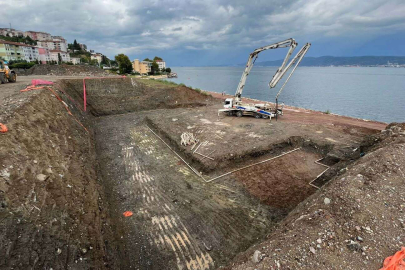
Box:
[219,38,310,120]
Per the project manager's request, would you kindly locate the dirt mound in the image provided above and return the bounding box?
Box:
[27,64,109,76]
[58,78,219,116]
[226,125,405,270]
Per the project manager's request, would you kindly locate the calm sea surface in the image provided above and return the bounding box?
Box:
[166,67,405,123]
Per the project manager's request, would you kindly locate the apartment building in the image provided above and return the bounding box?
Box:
[0,28,24,37]
[155,59,166,70]
[0,40,24,61]
[38,48,51,64]
[24,31,52,41]
[21,45,39,62]
[37,37,68,52]
[132,59,152,74]
[49,50,71,63]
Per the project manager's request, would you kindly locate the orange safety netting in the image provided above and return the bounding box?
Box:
[380,247,405,270]
[0,123,8,133]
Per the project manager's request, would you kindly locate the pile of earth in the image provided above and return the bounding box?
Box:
[27,64,109,76]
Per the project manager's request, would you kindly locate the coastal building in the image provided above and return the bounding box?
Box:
[0,40,24,61]
[132,59,152,74]
[49,50,71,63]
[24,31,52,41]
[79,43,87,51]
[155,59,166,70]
[38,48,51,64]
[71,57,81,65]
[0,28,24,37]
[21,45,39,62]
[91,53,103,64]
[37,36,68,52]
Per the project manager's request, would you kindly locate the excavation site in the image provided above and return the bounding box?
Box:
[1,76,404,270]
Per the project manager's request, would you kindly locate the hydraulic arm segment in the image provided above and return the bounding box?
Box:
[234,38,311,107]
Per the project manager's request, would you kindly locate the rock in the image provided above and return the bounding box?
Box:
[324,198,331,205]
[81,248,87,254]
[172,118,178,122]
[347,240,362,252]
[33,160,38,164]
[36,174,47,182]
[46,168,53,174]
[316,238,322,244]
[56,248,62,255]
[252,250,263,263]
[357,236,364,242]
[309,247,316,254]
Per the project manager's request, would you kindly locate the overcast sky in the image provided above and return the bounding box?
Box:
[1,0,405,66]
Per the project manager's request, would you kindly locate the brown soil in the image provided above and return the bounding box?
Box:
[0,90,114,269]
[1,76,401,270]
[226,124,405,270]
[234,150,325,210]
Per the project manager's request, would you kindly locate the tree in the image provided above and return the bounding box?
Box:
[58,53,62,64]
[165,67,171,73]
[90,59,99,66]
[110,60,118,67]
[151,61,159,74]
[73,39,81,51]
[143,58,151,62]
[115,54,133,74]
[153,56,162,61]
[101,55,110,66]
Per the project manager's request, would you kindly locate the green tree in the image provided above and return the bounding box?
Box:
[101,55,110,66]
[153,56,162,61]
[143,58,151,62]
[90,59,99,66]
[151,61,159,74]
[73,39,81,51]
[115,54,133,74]
[110,60,118,67]
[165,67,171,73]
[58,53,62,64]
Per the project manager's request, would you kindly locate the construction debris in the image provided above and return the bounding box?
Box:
[180,132,198,146]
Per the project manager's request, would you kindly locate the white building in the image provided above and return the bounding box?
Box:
[71,57,81,65]
[49,50,71,63]
[0,28,24,37]
[91,53,103,64]
[37,36,68,52]
[21,45,39,62]
[24,31,52,41]
[155,59,166,70]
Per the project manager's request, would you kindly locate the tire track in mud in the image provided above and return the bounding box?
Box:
[123,128,215,270]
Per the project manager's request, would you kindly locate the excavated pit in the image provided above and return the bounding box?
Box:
[0,78,385,269]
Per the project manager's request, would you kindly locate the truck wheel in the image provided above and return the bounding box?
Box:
[236,111,243,117]
[8,73,16,83]
[226,111,232,116]
[254,113,261,119]
[0,73,5,84]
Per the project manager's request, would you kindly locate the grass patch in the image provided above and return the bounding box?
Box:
[324,109,331,114]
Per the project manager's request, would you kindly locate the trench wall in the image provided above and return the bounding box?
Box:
[0,89,113,269]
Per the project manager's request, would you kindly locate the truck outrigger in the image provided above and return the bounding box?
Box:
[219,38,310,120]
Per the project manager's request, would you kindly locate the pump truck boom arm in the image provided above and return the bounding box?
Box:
[234,38,297,105]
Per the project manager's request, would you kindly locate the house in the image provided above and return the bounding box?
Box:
[49,50,71,63]
[155,59,166,70]
[0,40,24,61]
[24,31,52,41]
[79,43,87,51]
[132,59,152,74]
[71,57,81,65]
[91,53,103,64]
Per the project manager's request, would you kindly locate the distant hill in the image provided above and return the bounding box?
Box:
[247,56,405,67]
